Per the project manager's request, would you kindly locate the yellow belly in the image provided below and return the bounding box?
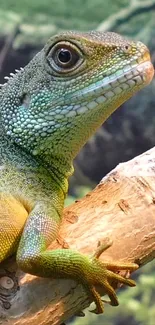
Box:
[0,193,29,262]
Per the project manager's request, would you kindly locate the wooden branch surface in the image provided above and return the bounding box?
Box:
[0,147,155,325]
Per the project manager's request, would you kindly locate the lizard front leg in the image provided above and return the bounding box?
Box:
[16,194,138,314]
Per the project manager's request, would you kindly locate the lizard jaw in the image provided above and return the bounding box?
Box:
[63,58,154,118]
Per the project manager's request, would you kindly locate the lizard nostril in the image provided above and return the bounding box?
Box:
[123,44,132,53]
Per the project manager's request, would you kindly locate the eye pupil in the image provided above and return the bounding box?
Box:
[58,49,71,63]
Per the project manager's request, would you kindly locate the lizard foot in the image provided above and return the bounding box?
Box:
[17,236,138,315]
[81,239,138,314]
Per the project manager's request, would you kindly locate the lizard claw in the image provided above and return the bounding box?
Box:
[81,239,138,314]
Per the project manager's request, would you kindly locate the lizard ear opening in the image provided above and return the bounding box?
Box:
[20,93,30,108]
[46,41,84,75]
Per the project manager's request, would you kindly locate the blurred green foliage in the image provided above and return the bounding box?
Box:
[0,0,132,47]
[65,186,91,207]
[0,0,128,27]
[0,0,154,47]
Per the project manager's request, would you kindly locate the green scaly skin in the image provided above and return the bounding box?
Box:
[0,31,154,314]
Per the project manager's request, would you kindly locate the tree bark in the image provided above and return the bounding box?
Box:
[0,147,155,325]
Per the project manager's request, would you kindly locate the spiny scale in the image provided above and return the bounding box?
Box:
[0,67,23,88]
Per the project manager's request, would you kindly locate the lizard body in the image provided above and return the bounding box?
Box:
[0,31,154,313]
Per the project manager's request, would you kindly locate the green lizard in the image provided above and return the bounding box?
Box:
[0,31,154,314]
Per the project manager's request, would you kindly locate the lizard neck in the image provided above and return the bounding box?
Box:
[38,154,74,180]
[0,125,31,168]
[0,125,73,184]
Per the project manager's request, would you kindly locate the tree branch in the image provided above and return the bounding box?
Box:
[0,25,20,74]
[0,147,155,325]
[97,0,155,32]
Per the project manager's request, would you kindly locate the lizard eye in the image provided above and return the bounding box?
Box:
[46,41,84,74]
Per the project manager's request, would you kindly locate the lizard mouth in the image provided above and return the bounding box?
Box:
[137,50,152,64]
[136,50,154,85]
[65,53,154,108]
[60,53,154,118]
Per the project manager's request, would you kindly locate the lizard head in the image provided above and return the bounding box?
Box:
[0,31,154,172]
